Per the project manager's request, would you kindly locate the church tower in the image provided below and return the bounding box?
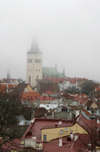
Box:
[26,42,43,87]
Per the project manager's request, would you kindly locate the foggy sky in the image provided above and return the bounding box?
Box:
[0,0,100,81]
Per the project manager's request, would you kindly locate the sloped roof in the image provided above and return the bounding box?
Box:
[22,91,41,99]
[14,83,28,94]
[85,100,98,107]
[22,114,97,142]
[43,134,90,152]
[27,42,42,54]
[1,138,21,151]
[58,73,64,78]
[74,94,89,105]
[42,67,58,75]
[43,91,56,94]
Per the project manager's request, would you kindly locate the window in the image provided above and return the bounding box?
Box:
[28,59,32,63]
[35,59,41,63]
[43,135,47,141]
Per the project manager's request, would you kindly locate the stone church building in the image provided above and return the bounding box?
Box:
[26,42,65,87]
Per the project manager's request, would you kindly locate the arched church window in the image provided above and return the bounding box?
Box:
[29,75,31,85]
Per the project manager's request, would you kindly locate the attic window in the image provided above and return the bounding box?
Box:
[43,135,47,142]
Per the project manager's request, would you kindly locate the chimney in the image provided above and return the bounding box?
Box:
[52,110,55,119]
[59,119,62,125]
[6,84,8,93]
[74,134,78,141]
[55,123,58,127]
[70,131,73,139]
[59,138,62,147]
[88,142,92,150]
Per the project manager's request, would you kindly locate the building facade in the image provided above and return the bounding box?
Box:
[26,42,43,87]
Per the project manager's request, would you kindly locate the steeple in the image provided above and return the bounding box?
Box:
[63,67,65,78]
[55,62,57,69]
[7,70,10,79]
[27,41,42,54]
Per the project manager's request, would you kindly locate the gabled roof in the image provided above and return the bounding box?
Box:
[22,114,97,142]
[22,118,73,140]
[14,83,29,94]
[85,100,98,107]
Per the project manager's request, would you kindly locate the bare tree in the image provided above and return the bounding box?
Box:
[0,91,22,138]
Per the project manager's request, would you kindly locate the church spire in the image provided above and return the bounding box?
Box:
[7,70,10,79]
[55,62,57,69]
[63,67,65,78]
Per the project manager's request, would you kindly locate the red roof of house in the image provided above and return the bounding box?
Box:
[39,77,88,84]
[43,134,91,152]
[74,94,89,105]
[22,91,41,99]
[95,88,100,91]
[22,114,97,142]
[1,138,21,151]
[43,91,56,94]
[0,84,18,93]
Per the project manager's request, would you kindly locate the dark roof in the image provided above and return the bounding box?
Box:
[85,100,97,107]
[14,83,28,94]
[22,107,32,120]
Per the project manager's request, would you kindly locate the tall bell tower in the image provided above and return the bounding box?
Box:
[26,42,43,87]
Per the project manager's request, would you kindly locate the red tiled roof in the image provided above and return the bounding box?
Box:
[39,77,88,84]
[0,84,18,93]
[22,118,73,141]
[22,91,41,99]
[74,94,89,105]
[1,138,21,151]
[43,91,56,94]
[85,100,98,107]
[43,134,90,152]
[95,88,100,91]
[22,114,97,142]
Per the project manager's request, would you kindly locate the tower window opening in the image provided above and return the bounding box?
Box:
[35,59,41,63]
[28,59,32,63]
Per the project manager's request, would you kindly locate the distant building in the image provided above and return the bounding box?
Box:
[26,42,43,88]
[26,42,66,88]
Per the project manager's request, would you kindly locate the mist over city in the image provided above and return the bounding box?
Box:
[0,0,100,81]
